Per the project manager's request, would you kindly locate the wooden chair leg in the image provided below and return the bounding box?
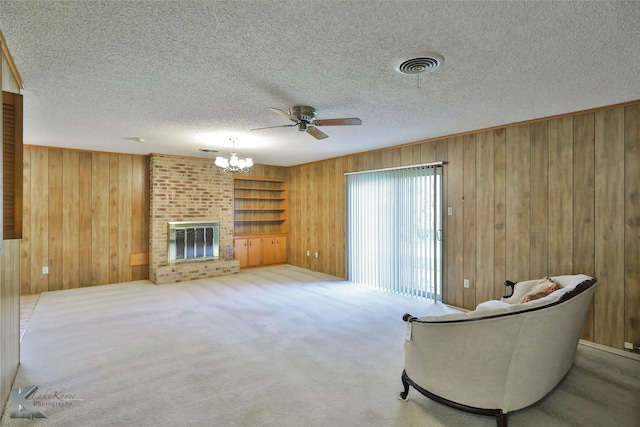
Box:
[496,413,508,427]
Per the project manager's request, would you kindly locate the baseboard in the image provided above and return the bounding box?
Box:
[579,339,640,362]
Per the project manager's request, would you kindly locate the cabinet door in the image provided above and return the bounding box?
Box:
[263,237,277,265]
[247,238,262,267]
[275,236,287,263]
[234,238,248,268]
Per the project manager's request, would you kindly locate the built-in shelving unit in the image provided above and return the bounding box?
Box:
[233,177,288,267]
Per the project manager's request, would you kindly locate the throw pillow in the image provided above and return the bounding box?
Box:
[521,276,561,303]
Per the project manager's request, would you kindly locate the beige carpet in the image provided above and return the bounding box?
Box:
[2,265,639,426]
[19,294,39,341]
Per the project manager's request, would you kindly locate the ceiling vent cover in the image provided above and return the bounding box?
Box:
[396,54,443,75]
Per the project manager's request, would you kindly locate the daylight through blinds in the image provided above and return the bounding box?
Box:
[346,164,442,301]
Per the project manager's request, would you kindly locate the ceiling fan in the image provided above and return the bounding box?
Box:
[251,106,362,140]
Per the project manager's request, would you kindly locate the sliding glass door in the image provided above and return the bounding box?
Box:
[346,164,442,301]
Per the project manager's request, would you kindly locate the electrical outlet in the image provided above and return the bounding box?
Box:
[306,250,310,257]
[314,252,319,259]
[463,279,470,288]
[447,207,453,216]
[624,342,635,350]
[42,266,49,275]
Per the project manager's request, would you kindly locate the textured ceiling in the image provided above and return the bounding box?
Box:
[1,1,640,167]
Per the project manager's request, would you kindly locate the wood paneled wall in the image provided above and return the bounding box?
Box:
[21,147,149,294]
[282,102,640,351]
[0,239,20,417]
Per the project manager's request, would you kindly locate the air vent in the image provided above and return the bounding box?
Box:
[396,54,443,75]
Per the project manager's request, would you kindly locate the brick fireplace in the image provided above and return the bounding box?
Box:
[149,154,239,284]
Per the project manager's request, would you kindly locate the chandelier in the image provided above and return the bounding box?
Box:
[215,138,253,173]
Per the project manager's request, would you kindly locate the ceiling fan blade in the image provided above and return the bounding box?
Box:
[306,126,329,140]
[268,107,299,123]
[250,123,298,131]
[315,117,362,126]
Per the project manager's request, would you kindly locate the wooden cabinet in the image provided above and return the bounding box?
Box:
[263,237,277,265]
[261,235,287,265]
[275,235,287,263]
[233,177,288,267]
[234,235,287,268]
[234,237,263,268]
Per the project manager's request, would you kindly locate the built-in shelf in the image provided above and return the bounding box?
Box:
[233,177,288,267]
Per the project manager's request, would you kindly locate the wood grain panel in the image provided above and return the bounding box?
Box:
[288,166,302,268]
[321,160,334,272]
[529,121,549,278]
[594,107,625,348]
[20,146,31,294]
[0,240,20,414]
[334,157,347,275]
[131,155,146,280]
[78,151,92,287]
[493,129,507,298]
[62,149,80,289]
[48,149,63,291]
[548,117,574,275]
[447,137,464,307]
[420,140,437,163]
[505,124,531,280]
[475,130,495,303]
[30,148,48,293]
[436,139,449,300]
[624,104,640,347]
[573,112,596,341]
[109,154,119,284]
[371,150,383,170]
[92,152,110,285]
[462,134,476,310]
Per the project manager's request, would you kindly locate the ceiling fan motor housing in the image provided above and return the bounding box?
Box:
[289,105,317,123]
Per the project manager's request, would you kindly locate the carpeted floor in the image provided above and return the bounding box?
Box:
[19,294,40,341]
[2,265,639,426]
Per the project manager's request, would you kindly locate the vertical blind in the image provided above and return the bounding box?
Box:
[346,163,442,301]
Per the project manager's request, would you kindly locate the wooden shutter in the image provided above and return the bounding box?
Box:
[3,91,23,239]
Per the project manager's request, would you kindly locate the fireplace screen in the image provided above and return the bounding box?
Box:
[167,221,220,263]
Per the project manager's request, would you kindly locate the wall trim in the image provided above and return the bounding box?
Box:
[0,31,24,89]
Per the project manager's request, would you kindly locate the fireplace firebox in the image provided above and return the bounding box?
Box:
[167,221,220,263]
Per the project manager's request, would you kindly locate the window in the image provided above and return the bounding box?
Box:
[346,163,442,300]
